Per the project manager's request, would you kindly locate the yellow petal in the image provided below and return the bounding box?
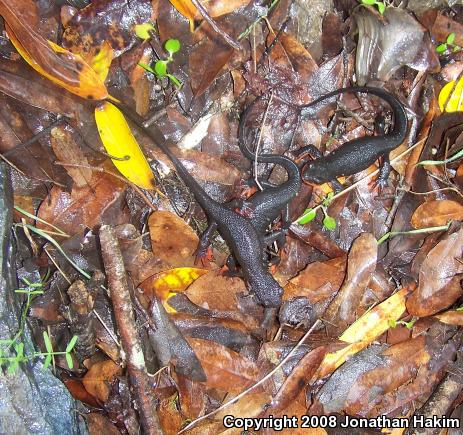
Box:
[94,102,155,189]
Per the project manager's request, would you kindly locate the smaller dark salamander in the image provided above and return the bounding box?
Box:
[297,86,408,187]
[196,94,301,265]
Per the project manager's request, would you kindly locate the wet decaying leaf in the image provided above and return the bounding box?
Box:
[324,233,378,334]
[0,0,109,99]
[407,227,463,317]
[5,0,463,432]
[37,170,126,236]
[62,0,153,60]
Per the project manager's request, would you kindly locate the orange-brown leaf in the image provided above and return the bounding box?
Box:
[187,337,258,392]
[411,200,463,229]
[82,359,122,403]
[148,211,199,267]
[269,346,327,413]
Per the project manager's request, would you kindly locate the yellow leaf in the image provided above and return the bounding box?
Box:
[438,77,463,112]
[6,24,108,100]
[94,102,155,189]
[168,0,196,32]
[135,22,155,40]
[340,287,408,343]
[90,41,113,83]
[139,267,209,312]
[316,287,409,379]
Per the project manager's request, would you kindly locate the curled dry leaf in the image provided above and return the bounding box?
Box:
[187,337,258,392]
[324,233,378,332]
[406,228,463,317]
[411,200,463,229]
[37,171,126,237]
[0,0,108,99]
[82,359,122,403]
[317,286,411,379]
[148,211,199,267]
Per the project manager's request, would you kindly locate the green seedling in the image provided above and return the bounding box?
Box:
[139,38,182,88]
[436,33,461,54]
[297,192,337,230]
[0,277,78,373]
[377,222,451,245]
[388,318,417,329]
[360,0,386,14]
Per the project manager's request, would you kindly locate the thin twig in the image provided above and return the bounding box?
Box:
[190,0,241,50]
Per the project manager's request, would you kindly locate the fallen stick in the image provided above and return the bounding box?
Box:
[99,225,163,435]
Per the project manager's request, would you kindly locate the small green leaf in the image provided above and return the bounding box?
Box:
[388,319,397,328]
[297,208,317,225]
[135,23,155,40]
[323,191,335,207]
[66,336,78,353]
[447,32,456,45]
[138,62,156,74]
[376,2,385,14]
[453,45,461,53]
[436,43,447,53]
[65,353,74,369]
[165,38,181,55]
[323,215,337,230]
[43,354,52,370]
[43,331,53,354]
[154,60,167,77]
[166,73,182,88]
[361,0,376,4]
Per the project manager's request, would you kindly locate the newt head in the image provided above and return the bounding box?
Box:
[302,160,328,185]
